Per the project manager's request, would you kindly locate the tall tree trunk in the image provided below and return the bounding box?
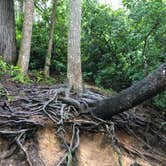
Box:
[17,0,34,75]
[18,0,24,18]
[92,62,166,119]
[44,0,57,78]
[67,0,83,94]
[0,0,16,64]
[19,0,24,13]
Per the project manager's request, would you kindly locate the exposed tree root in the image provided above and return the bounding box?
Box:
[0,84,165,165]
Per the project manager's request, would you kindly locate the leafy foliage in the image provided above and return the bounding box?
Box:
[14,0,166,109]
[0,58,57,85]
[0,57,26,83]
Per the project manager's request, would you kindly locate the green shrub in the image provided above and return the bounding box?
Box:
[153,92,166,111]
[0,58,29,83]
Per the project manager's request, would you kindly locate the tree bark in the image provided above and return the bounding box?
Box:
[44,0,57,78]
[17,0,34,75]
[18,0,24,19]
[0,0,16,64]
[92,62,166,119]
[67,0,83,94]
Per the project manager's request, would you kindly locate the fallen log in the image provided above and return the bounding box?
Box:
[92,62,166,119]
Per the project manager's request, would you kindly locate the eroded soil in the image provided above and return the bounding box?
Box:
[0,77,165,166]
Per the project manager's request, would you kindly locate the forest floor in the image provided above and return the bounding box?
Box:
[0,75,166,166]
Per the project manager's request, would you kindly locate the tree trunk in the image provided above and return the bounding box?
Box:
[44,0,57,78]
[18,0,24,19]
[92,62,166,119]
[19,0,24,13]
[67,0,83,94]
[0,0,16,64]
[17,0,34,75]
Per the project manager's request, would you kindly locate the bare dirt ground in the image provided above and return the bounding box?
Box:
[0,76,165,166]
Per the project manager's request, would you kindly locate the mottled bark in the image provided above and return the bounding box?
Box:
[0,0,16,64]
[92,62,166,119]
[18,0,24,14]
[44,0,57,78]
[17,0,34,75]
[67,0,83,94]
[18,0,24,21]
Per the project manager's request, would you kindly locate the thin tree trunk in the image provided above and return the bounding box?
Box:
[17,0,34,75]
[67,0,83,94]
[142,22,159,76]
[92,62,166,119]
[18,0,24,14]
[44,0,57,78]
[0,0,16,64]
[18,0,24,21]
